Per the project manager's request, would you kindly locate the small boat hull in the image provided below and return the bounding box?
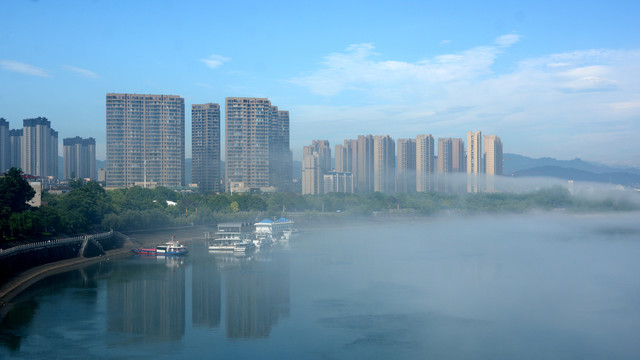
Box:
[132,239,188,256]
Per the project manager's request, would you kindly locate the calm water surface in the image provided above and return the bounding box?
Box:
[1,212,640,359]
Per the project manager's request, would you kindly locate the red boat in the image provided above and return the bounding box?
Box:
[132,238,188,256]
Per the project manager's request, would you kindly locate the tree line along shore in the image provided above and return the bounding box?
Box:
[1,167,638,246]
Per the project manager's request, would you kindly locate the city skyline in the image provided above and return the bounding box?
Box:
[302,132,502,195]
[1,1,639,166]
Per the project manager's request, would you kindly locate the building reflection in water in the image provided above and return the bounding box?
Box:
[192,250,291,339]
[107,256,186,341]
[222,252,290,339]
[192,252,221,328]
[106,247,291,342]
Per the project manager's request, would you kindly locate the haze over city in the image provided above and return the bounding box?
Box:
[1,1,638,166]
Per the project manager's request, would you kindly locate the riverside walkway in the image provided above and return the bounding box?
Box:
[0,231,131,303]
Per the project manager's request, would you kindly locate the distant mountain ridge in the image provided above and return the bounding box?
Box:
[511,166,640,186]
[504,153,640,175]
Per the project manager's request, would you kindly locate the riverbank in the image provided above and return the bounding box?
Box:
[0,226,210,307]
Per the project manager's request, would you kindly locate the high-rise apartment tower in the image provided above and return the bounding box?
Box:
[396,138,416,193]
[373,135,395,193]
[106,93,185,188]
[21,117,58,178]
[466,131,482,175]
[416,134,435,192]
[225,97,291,192]
[356,135,374,193]
[0,118,9,173]
[451,138,465,173]
[63,136,96,180]
[484,135,503,175]
[191,103,221,193]
[302,140,331,195]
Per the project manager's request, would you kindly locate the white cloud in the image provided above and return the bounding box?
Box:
[200,54,230,69]
[288,37,640,166]
[0,60,50,77]
[62,65,99,78]
[289,34,519,97]
[493,34,521,47]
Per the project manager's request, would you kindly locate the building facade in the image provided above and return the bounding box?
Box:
[323,172,354,193]
[437,138,453,175]
[416,134,435,192]
[451,138,465,173]
[21,117,58,178]
[302,140,331,195]
[63,136,96,180]
[335,140,354,174]
[9,129,22,169]
[396,138,416,193]
[373,135,395,193]
[356,135,374,193]
[484,135,503,176]
[466,131,482,175]
[270,109,292,192]
[0,118,9,173]
[225,97,291,192]
[437,138,453,193]
[192,103,221,193]
[466,130,483,192]
[106,93,185,188]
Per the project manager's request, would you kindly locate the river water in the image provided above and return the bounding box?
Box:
[1,212,639,359]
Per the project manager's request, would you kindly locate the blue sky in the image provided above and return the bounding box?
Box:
[1,0,639,166]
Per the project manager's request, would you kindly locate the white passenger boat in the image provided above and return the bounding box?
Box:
[208,222,254,251]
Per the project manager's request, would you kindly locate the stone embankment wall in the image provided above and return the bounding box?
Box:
[0,232,124,285]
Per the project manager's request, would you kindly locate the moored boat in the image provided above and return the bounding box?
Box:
[132,237,188,256]
[254,217,296,246]
[208,222,254,251]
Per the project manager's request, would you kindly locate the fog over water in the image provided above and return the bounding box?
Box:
[1,211,639,359]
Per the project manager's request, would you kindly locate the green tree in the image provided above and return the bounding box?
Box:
[0,167,36,239]
[9,210,42,238]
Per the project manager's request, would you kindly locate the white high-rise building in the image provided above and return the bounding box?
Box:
[484,135,503,176]
[302,140,331,195]
[373,135,395,193]
[396,138,416,193]
[225,97,291,192]
[416,134,435,192]
[106,93,185,188]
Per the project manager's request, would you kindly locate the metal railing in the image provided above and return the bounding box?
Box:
[0,231,114,259]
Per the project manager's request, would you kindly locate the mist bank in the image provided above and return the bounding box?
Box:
[3,175,639,244]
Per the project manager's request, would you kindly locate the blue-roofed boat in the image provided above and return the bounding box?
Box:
[254,217,296,247]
